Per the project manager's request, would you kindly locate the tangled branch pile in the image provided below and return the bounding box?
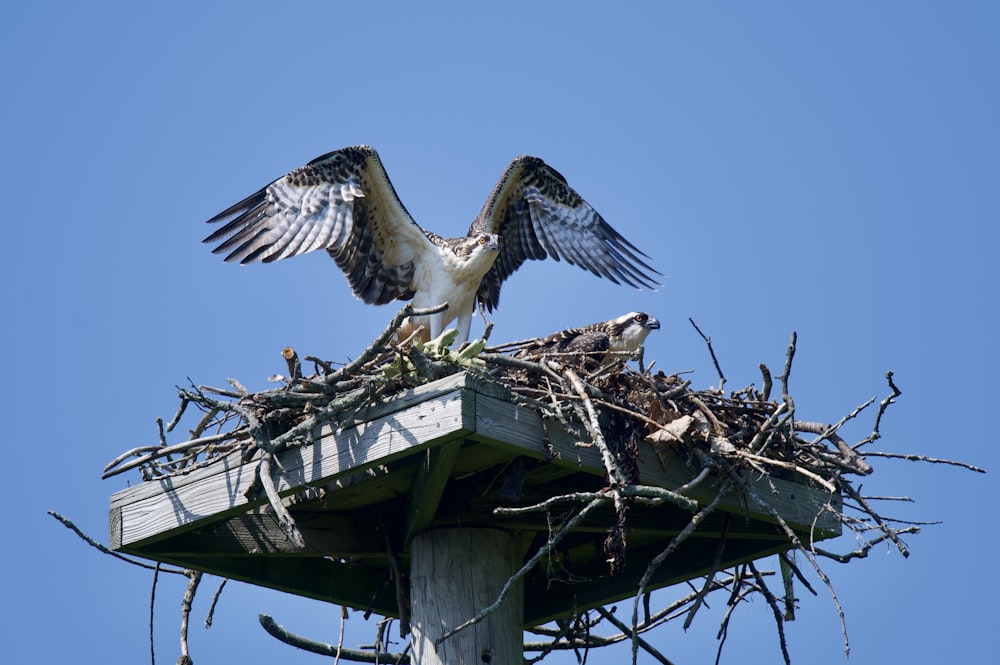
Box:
[97,303,981,665]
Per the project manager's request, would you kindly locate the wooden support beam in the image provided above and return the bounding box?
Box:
[405,440,463,544]
[410,528,523,664]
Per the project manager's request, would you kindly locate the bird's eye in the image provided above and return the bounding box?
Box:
[478,235,488,244]
[634,313,646,323]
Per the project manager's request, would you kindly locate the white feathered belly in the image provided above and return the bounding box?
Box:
[399,248,496,341]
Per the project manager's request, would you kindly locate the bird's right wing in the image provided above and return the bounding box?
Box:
[470,155,662,312]
[203,145,433,305]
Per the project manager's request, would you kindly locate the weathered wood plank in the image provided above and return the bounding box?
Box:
[111,388,475,550]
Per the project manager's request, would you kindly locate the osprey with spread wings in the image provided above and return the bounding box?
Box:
[203,146,660,342]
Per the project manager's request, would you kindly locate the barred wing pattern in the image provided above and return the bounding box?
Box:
[203,146,433,305]
[472,156,661,312]
[203,146,661,338]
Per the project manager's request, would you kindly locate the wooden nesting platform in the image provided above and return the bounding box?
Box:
[109,372,841,626]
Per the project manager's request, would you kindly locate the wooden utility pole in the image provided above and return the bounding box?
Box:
[410,528,524,665]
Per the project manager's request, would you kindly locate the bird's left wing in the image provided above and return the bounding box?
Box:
[203,145,428,262]
[470,155,662,311]
[202,146,436,305]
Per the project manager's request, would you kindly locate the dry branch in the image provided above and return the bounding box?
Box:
[178,570,202,664]
[259,614,409,663]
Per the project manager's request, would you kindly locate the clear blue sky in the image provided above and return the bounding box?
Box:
[4,2,997,664]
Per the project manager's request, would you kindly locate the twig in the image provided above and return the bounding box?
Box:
[672,467,712,495]
[689,318,726,392]
[862,370,902,448]
[189,406,220,440]
[336,606,349,665]
[178,570,202,664]
[815,525,921,563]
[715,584,755,665]
[564,368,628,487]
[494,492,607,515]
[282,346,302,382]
[165,395,189,433]
[748,402,789,454]
[259,614,409,663]
[631,476,733,665]
[722,461,852,659]
[687,394,726,436]
[258,452,306,549]
[382,519,410,638]
[479,351,566,383]
[595,607,676,665]
[103,430,247,478]
[796,409,874,475]
[759,363,773,401]
[840,483,909,558]
[150,564,159,665]
[684,515,730,631]
[735,450,838,493]
[204,578,227,629]
[778,551,817,597]
[303,354,336,375]
[861,451,986,473]
[47,511,175,571]
[748,561,791,665]
[309,303,447,389]
[779,554,796,620]
[779,331,796,411]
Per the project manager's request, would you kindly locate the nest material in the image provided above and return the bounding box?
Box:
[105,305,874,492]
[102,304,961,664]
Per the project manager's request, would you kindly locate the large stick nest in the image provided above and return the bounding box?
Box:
[98,304,981,665]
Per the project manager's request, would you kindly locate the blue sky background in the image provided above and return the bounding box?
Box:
[4,2,997,663]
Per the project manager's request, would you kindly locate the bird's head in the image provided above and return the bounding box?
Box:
[468,233,500,255]
[609,311,661,353]
[452,233,500,262]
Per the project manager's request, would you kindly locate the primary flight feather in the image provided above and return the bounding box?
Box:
[203,145,660,343]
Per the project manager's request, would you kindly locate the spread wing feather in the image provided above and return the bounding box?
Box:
[202,145,434,305]
[471,155,661,311]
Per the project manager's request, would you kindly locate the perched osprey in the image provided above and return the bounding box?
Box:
[203,146,660,343]
[516,311,661,367]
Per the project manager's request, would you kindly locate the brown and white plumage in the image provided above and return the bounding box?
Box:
[203,145,660,342]
[516,311,661,366]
